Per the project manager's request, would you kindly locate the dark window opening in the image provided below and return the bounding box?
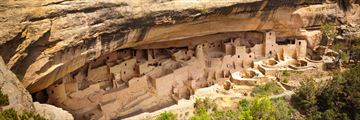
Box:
[276,38,296,45]
[238,55,240,58]
[133,51,136,57]
[32,90,49,103]
[269,51,272,55]
[299,41,301,45]
[249,55,252,58]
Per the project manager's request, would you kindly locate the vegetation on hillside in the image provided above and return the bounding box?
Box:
[251,82,284,96]
[320,23,337,46]
[190,96,294,120]
[155,112,176,120]
[292,64,360,120]
[0,108,46,120]
[0,91,45,120]
[350,35,360,63]
[0,91,9,106]
[156,62,360,120]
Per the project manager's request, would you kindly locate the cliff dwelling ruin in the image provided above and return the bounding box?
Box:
[1,0,360,119]
[31,31,324,119]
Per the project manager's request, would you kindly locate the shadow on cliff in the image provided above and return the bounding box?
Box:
[10,30,52,81]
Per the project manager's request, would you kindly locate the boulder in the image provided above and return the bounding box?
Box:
[0,56,34,113]
[33,102,74,120]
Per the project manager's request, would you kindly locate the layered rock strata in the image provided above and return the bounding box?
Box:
[1,0,356,93]
[0,0,359,119]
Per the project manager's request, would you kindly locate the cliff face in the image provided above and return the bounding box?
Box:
[0,57,74,120]
[1,0,360,119]
[0,0,358,93]
[0,56,34,113]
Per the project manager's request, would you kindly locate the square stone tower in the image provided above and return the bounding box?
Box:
[264,31,277,58]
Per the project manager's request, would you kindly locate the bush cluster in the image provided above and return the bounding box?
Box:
[0,91,9,106]
[251,82,284,96]
[0,108,46,120]
[190,97,293,120]
[155,112,176,120]
[292,64,360,120]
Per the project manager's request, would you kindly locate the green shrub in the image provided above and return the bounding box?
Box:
[238,99,250,111]
[238,109,253,120]
[0,91,9,106]
[194,97,217,112]
[0,109,46,120]
[339,50,350,63]
[317,64,360,119]
[282,71,291,76]
[0,108,18,120]
[320,23,337,46]
[322,109,335,120]
[283,78,289,83]
[291,78,318,114]
[19,111,46,120]
[251,82,284,96]
[212,110,239,120]
[155,112,176,120]
[190,109,211,120]
[292,64,360,120]
[190,96,294,120]
[271,98,293,120]
[250,96,273,120]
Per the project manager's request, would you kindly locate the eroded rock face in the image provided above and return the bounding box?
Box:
[1,56,73,119]
[0,56,34,113]
[0,0,359,119]
[33,102,74,120]
[0,0,351,93]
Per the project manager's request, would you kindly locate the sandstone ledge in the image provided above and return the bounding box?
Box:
[0,0,358,93]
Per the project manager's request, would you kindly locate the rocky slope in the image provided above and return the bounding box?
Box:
[0,56,34,113]
[34,102,73,120]
[0,56,74,119]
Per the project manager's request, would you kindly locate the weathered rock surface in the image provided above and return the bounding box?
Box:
[1,56,74,119]
[0,56,34,113]
[0,0,359,119]
[34,102,74,120]
[0,0,359,99]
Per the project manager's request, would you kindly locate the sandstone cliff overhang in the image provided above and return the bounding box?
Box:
[0,0,358,93]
